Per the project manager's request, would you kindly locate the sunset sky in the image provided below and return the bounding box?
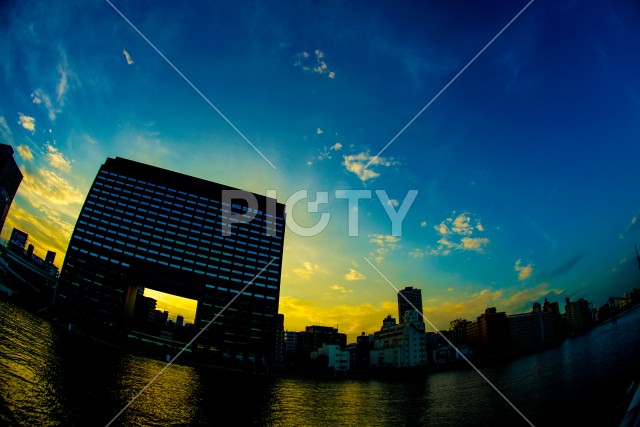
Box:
[1,0,640,343]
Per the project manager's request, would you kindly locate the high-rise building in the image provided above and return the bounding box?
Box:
[398,286,423,321]
[0,144,23,235]
[58,157,286,365]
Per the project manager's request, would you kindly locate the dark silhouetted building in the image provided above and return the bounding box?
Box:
[564,297,593,335]
[0,144,23,234]
[8,227,27,250]
[58,157,286,365]
[508,301,562,355]
[467,307,510,358]
[274,313,285,365]
[398,286,423,321]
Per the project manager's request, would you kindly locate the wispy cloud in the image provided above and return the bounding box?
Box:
[18,113,36,133]
[123,49,134,65]
[0,116,13,143]
[369,234,400,263]
[331,284,353,293]
[343,152,399,182]
[20,167,84,208]
[46,143,72,172]
[56,62,69,105]
[292,260,322,280]
[294,49,336,79]
[345,269,366,281]
[316,141,344,162]
[430,211,489,255]
[612,257,627,273]
[420,221,428,227]
[31,90,57,120]
[620,214,639,239]
[16,145,33,161]
[514,259,534,281]
[525,217,558,254]
[409,248,425,258]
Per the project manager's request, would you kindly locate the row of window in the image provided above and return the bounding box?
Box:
[87,189,284,238]
[84,196,283,242]
[98,170,285,223]
[204,284,277,300]
[69,244,280,285]
[73,219,281,269]
[71,231,280,277]
[92,183,283,234]
[77,208,283,256]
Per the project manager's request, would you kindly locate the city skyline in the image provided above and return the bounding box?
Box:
[2,0,640,344]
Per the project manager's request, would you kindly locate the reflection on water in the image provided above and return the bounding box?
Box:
[1,299,640,426]
[113,356,202,426]
[0,303,66,426]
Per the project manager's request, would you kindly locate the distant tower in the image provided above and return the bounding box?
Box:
[398,286,423,321]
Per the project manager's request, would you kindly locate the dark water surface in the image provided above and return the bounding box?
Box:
[1,300,639,426]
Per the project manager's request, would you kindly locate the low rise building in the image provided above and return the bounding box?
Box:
[370,310,427,369]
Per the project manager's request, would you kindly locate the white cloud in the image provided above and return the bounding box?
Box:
[56,64,68,104]
[330,142,342,151]
[430,211,489,255]
[18,113,36,133]
[294,49,336,79]
[31,90,57,120]
[345,269,366,281]
[31,92,42,104]
[409,248,425,258]
[20,167,84,209]
[514,259,534,281]
[342,152,399,182]
[16,145,33,161]
[620,214,639,239]
[420,221,428,227]
[316,127,323,135]
[460,237,489,252]
[292,260,322,280]
[331,284,353,293]
[123,49,134,65]
[369,234,401,263]
[46,143,72,172]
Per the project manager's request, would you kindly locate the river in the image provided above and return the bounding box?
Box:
[1,300,639,426]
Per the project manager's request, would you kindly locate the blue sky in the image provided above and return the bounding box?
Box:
[1,0,640,342]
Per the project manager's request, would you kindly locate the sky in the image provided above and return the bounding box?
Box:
[1,0,640,343]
